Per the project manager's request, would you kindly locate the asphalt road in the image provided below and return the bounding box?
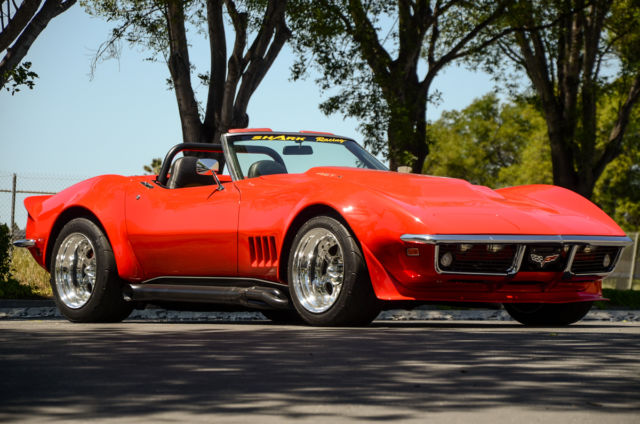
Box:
[1,320,639,423]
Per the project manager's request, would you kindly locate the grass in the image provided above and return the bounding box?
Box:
[5,247,52,298]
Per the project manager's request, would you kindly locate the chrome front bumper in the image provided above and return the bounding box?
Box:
[400,234,633,277]
[400,234,633,246]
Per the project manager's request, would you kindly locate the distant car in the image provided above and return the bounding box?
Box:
[14,129,631,326]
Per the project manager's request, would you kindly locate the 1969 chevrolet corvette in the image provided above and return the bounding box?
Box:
[14,129,632,326]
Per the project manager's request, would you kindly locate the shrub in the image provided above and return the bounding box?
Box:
[0,224,12,281]
[597,288,640,309]
[0,224,45,299]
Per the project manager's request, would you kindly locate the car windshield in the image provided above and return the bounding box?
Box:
[226,133,388,179]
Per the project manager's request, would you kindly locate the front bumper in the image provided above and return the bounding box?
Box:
[400,234,632,278]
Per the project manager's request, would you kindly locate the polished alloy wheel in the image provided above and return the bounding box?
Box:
[291,228,345,313]
[54,232,97,309]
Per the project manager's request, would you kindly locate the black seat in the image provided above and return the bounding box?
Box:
[247,160,287,178]
[167,156,214,188]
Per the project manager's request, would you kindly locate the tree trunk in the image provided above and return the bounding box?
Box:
[382,66,429,173]
[385,95,429,172]
[0,0,76,89]
[506,0,640,200]
[165,0,204,143]
[0,0,42,52]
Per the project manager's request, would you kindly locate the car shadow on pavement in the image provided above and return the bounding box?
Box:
[1,321,639,421]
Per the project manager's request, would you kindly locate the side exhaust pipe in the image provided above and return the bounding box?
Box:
[126,283,289,310]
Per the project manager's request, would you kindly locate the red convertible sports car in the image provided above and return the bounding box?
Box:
[14,129,632,326]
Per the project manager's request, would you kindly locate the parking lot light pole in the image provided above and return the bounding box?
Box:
[628,234,639,290]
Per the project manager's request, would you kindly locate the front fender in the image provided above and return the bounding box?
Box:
[276,177,424,298]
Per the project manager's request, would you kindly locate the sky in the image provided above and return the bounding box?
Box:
[0,4,497,225]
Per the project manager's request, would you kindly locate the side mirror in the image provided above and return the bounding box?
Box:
[195,157,224,191]
[196,158,220,175]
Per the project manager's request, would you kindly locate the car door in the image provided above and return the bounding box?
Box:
[125,181,240,279]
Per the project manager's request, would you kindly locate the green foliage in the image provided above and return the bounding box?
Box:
[83,0,276,78]
[287,0,387,154]
[143,157,162,175]
[591,76,640,231]
[468,0,640,197]
[0,275,38,298]
[423,94,551,187]
[425,89,640,232]
[8,246,51,298]
[594,144,640,232]
[0,224,12,281]
[287,0,512,169]
[0,224,36,298]
[608,0,640,69]
[84,0,289,142]
[595,289,640,309]
[2,62,38,95]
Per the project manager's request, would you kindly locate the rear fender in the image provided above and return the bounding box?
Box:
[24,176,143,281]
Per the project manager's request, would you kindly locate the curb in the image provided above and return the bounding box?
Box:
[1,301,639,322]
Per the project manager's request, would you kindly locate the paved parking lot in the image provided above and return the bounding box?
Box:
[1,319,639,423]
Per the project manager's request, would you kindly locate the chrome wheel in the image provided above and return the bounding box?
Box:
[54,232,97,309]
[291,228,345,313]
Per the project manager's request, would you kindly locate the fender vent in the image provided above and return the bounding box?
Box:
[249,236,278,267]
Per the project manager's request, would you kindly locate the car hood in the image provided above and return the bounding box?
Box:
[305,167,625,236]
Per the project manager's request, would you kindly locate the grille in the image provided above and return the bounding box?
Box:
[249,236,278,267]
[571,246,620,275]
[437,244,517,274]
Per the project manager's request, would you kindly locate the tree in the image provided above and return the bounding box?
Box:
[424,93,551,187]
[592,86,640,231]
[85,0,290,144]
[425,91,640,230]
[0,0,77,93]
[143,157,162,174]
[288,0,515,171]
[594,148,640,231]
[0,223,12,282]
[481,0,640,198]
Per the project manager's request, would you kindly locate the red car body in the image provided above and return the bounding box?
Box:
[17,130,631,325]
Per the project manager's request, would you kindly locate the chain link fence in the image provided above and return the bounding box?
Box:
[0,172,90,239]
[1,172,639,289]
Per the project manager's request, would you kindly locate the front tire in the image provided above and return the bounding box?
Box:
[504,301,593,326]
[50,218,133,323]
[288,216,380,326]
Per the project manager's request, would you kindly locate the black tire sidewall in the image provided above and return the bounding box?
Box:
[504,301,593,326]
[50,218,129,322]
[287,216,377,326]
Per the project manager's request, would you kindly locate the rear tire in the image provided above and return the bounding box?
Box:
[50,218,133,323]
[288,216,380,326]
[504,301,593,326]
